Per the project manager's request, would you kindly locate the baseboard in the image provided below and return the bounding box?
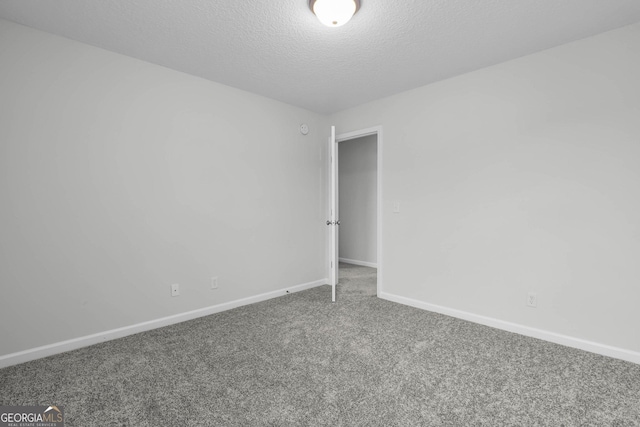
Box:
[339,257,377,269]
[0,278,328,369]
[379,292,640,366]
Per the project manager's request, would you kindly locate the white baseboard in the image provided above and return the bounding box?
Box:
[379,291,640,366]
[339,257,377,269]
[0,278,327,369]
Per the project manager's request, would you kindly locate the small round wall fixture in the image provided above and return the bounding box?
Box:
[300,124,309,135]
[309,0,361,27]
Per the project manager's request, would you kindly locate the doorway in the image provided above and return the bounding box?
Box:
[338,134,378,297]
[328,126,383,301]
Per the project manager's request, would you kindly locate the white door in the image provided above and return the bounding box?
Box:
[328,126,339,302]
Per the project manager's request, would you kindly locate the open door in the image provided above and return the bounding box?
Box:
[328,125,339,302]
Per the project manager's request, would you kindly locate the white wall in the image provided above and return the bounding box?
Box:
[0,19,328,357]
[2,17,639,363]
[331,23,640,356]
[338,135,377,266]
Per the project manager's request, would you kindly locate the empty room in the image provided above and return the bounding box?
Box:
[1,1,639,425]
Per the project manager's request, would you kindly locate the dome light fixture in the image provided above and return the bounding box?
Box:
[309,0,361,28]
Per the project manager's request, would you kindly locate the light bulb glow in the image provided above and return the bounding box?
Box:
[312,0,358,27]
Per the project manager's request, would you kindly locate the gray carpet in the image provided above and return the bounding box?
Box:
[1,263,640,426]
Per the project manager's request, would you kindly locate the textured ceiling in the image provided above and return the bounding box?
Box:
[1,0,640,114]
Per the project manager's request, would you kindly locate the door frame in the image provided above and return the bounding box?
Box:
[329,125,383,297]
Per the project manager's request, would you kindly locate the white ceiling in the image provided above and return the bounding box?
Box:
[1,0,640,114]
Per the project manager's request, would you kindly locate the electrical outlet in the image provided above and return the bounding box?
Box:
[211,276,219,290]
[527,292,537,308]
[171,283,180,297]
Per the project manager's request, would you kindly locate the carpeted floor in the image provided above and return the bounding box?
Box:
[1,263,640,426]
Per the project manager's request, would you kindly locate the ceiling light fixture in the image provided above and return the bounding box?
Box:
[309,0,361,27]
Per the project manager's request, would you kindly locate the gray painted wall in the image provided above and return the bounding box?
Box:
[0,20,328,356]
[2,17,640,361]
[331,23,640,354]
[338,135,377,265]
